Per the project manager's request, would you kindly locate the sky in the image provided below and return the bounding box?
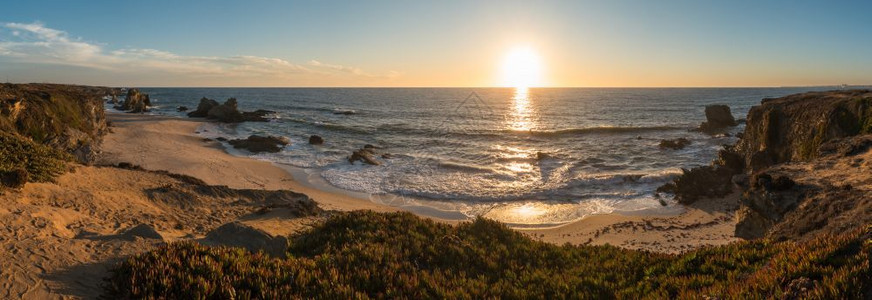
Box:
[1,0,871,87]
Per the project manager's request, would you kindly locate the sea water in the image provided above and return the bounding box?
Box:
[125,87,834,226]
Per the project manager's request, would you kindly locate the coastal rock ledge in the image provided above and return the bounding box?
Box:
[732,90,872,239]
[663,89,872,241]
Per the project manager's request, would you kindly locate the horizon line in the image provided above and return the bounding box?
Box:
[7,82,869,89]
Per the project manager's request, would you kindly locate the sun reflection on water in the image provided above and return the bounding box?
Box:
[508,87,537,131]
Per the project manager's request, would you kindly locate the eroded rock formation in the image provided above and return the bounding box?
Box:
[736,90,872,172]
[187,97,273,122]
[118,88,151,113]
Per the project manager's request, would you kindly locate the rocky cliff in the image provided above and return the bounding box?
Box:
[0,83,121,163]
[731,90,872,240]
[659,90,872,241]
[736,90,872,172]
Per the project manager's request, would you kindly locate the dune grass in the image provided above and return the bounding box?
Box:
[104,211,871,299]
[0,132,71,188]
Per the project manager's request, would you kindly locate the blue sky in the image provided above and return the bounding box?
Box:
[1,0,871,87]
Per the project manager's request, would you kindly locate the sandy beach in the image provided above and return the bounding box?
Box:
[101,112,739,253]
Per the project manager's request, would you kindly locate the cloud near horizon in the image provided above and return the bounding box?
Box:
[0,22,400,85]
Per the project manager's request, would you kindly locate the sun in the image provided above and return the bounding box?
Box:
[500,46,543,88]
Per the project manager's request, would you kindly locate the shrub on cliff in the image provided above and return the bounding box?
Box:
[0,132,71,188]
[105,211,871,299]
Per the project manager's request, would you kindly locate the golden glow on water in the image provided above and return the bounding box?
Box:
[512,203,547,219]
[508,87,537,131]
[505,161,534,173]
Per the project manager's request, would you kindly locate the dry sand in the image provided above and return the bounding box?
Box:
[99,113,397,214]
[522,193,740,253]
[0,112,739,298]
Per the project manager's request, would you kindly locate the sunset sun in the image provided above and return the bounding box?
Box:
[501,46,543,88]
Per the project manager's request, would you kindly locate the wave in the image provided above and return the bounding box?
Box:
[504,125,687,137]
[369,124,688,140]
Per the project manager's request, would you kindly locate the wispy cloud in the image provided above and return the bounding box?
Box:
[0,22,399,83]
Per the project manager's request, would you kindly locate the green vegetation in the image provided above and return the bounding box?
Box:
[0,132,71,188]
[105,211,872,299]
[1,83,108,145]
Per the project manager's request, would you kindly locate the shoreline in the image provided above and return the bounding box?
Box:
[99,112,398,214]
[101,112,738,253]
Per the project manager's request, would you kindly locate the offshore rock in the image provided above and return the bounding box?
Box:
[228,135,290,153]
[698,104,737,133]
[658,138,691,150]
[119,88,151,113]
[187,97,220,117]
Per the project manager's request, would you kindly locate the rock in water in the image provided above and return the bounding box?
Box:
[207,98,244,122]
[659,138,691,150]
[309,135,324,145]
[228,135,290,153]
[177,106,188,112]
[187,97,220,117]
[698,104,737,133]
[187,97,273,122]
[119,88,151,113]
[241,109,273,122]
[348,147,381,165]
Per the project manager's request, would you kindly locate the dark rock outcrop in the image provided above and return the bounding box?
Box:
[309,135,324,145]
[177,106,188,112]
[736,90,872,172]
[658,138,691,150]
[206,98,243,122]
[187,97,273,122]
[698,104,737,133]
[118,88,151,113]
[240,110,273,122]
[735,172,803,239]
[656,146,744,204]
[187,97,220,118]
[349,147,381,165]
[228,135,290,153]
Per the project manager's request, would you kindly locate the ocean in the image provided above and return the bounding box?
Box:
[122,87,834,226]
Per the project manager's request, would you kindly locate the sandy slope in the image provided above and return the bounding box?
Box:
[0,166,306,298]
